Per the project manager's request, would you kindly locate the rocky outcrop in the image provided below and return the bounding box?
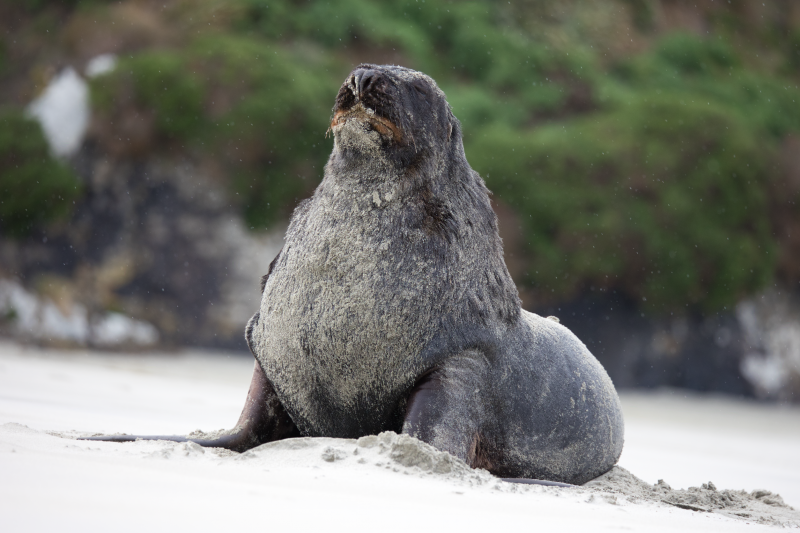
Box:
[0,140,283,349]
[538,288,800,402]
[737,290,800,402]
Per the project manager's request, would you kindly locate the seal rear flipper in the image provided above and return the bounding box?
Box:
[79,359,300,452]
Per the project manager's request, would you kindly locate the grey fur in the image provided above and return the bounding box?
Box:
[249,65,624,484]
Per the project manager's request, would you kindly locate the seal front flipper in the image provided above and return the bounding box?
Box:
[80,359,300,451]
[80,249,299,452]
[82,307,300,451]
[79,360,295,450]
[402,351,498,471]
[402,351,576,488]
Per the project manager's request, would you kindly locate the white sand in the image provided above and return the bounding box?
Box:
[1,341,798,531]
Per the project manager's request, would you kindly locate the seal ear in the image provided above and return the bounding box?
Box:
[245,311,260,356]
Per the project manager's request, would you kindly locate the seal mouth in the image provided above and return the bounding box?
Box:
[330,104,402,141]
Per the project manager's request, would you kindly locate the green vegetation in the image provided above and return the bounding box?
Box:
[91,35,341,227]
[0,41,7,77]
[10,0,800,314]
[473,96,775,312]
[20,0,96,12]
[470,32,800,311]
[89,0,597,224]
[0,109,83,236]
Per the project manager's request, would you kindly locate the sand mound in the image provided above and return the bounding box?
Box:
[4,420,799,530]
[586,466,799,527]
[98,428,800,526]
[234,432,800,526]
[233,431,497,486]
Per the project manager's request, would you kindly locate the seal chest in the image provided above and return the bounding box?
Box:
[255,171,443,437]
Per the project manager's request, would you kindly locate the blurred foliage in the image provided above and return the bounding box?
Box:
[473,97,775,312]
[15,0,800,313]
[472,32,799,312]
[0,41,7,77]
[788,30,800,73]
[91,35,341,227]
[0,109,82,236]
[19,0,105,12]
[621,0,657,31]
[90,0,595,224]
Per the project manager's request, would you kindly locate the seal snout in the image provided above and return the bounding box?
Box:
[350,68,381,99]
[331,66,402,141]
[335,65,389,112]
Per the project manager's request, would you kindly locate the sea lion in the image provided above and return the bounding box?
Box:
[83,65,624,485]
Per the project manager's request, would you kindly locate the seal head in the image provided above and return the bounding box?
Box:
[328,64,457,175]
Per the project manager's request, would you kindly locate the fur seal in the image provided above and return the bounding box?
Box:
[83,65,624,485]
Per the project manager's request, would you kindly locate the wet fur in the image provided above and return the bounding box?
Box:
[248,65,625,484]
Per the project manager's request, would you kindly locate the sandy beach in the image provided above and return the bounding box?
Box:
[1,341,798,531]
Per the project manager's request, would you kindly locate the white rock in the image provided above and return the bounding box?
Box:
[207,219,286,336]
[92,312,159,347]
[85,54,117,78]
[26,67,89,158]
[0,279,158,346]
[737,294,800,399]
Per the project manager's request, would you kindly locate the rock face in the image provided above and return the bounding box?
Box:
[737,290,800,402]
[548,294,752,397]
[538,288,800,402]
[0,141,283,348]
[26,67,90,158]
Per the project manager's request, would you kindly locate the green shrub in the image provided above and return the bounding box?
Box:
[470,95,776,312]
[128,54,205,140]
[656,32,738,73]
[607,34,800,139]
[84,0,800,315]
[21,0,107,12]
[90,0,599,230]
[233,0,594,114]
[0,40,7,76]
[91,33,342,227]
[0,109,83,236]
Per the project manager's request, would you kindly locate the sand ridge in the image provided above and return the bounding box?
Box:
[37,424,800,528]
[587,466,798,527]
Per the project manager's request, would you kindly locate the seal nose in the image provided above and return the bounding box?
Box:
[352,68,381,98]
